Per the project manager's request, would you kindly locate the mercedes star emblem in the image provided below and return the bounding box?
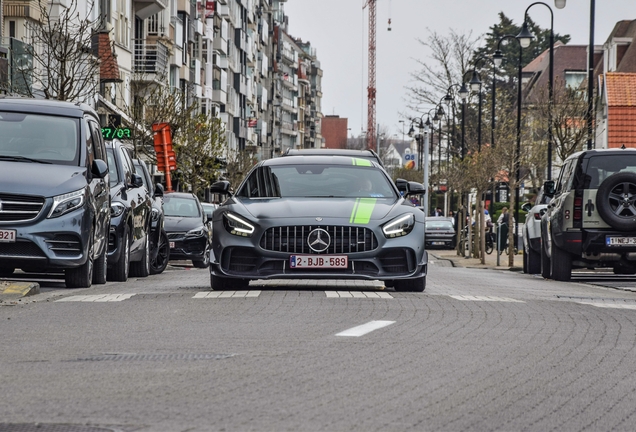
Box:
[307,228,330,253]
[316,217,323,221]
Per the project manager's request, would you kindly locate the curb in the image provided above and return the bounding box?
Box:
[0,281,40,301]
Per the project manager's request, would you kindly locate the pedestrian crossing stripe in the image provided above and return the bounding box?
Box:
[194,291,261,298]
[325,291,393,299]
[449,295,525,303]
[56,294,136,302]
[575,301,636,310]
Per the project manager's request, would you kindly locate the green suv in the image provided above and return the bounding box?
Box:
[541,148,636,281]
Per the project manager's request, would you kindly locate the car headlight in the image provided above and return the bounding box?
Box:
[224,212,255,237]
[186,227,206,237]
[110,202,125,218]
[382,213,415,238]
[48,189,85,219]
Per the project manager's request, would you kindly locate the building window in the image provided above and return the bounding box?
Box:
[114,0,129,48]
[147,14,159,36]
[564,71,586,90]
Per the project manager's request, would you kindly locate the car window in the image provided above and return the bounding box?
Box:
[426,220,454,229]
[0,112,80,165]
[583,155,636,188]
[105,148,120,187]
[88,120,106,161]
[237,164,397,199]
[134,162,150,192]
[163,196,201,218]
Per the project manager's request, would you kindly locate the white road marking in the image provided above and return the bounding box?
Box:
[56,294,136,302]
[325,291,393,299]
[449,295,525,303]
[336,320,395,337]
[576,301,636,310]
[193,291,261,299]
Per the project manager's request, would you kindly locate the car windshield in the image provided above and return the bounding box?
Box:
[236,164,398,199]
[0,111,80,165]
[427,220,454,230]
[584,155,636,188]
[163,196,201,218]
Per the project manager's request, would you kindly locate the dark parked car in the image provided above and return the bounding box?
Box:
[163,192,212,268]
[209,155,428,292]
[425,217,456,249]
[105,140,152,281]
[133,159,170,275]
[0,98,110,288]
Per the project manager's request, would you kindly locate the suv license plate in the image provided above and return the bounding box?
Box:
[0,229,16,243]
[607,236,636,246]
[169,242,175,249]
[290,255,348,269]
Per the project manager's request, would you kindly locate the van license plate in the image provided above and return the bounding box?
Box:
[169,242,175,249]
[290,255,348,268]
[607,237,636,246]
[0,229,16,243]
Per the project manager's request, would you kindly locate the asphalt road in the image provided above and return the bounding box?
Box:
[2,258,636,432]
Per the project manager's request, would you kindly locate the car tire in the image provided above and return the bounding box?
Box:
[130,234,150,277]
[65,238,94,289]
[150,230,170,275]
[192,247,210,268]
[596,172,636,231]
[211,273,249,290]
[550,242,572,282]
[92,240,107,285]
[393,276,426,292]
[107,226,130,282]
[540,228,551,279]
[527,247,541,274]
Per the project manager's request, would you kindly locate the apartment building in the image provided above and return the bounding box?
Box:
[0,0,322,163]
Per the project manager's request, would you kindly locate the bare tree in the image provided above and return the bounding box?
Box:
[224,149,259,189]
[14,0,101,101]
[172,114,226,196]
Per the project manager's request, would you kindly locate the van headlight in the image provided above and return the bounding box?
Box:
[382,213,415,238]
[48,189,85,218]
[224,212,255,237]
[187,227,205,237]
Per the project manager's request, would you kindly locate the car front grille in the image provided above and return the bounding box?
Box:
[226,247,259,272]
[45,234,82,256]
[0,239,46,259]
[0,193,45,223]
[167,232,186,241]
[260,225,378,254]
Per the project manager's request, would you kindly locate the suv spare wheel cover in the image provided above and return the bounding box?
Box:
[596,171,636,231]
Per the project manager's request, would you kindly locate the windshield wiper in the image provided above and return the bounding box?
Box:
[0,155,52,164]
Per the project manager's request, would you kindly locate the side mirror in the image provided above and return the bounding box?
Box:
[521,202,532,212]
[154,183,164,197]
[395,178,408,192]
[405,181,426,197]
[92,159,109,179]
[543,180,556,197]
[205,211,214,221]
[130,173,144,188]
[211,180,232,195]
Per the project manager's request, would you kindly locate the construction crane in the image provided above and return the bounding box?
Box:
[363,0,377,151]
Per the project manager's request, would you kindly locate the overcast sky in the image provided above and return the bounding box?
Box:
[284,0,635,139]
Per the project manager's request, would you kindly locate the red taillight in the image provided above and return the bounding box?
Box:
[534,212,542,220]
[574,196,583,221]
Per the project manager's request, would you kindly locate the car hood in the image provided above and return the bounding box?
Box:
[0,162,87,197]
[232,197,401,221]
[164,216,203,232]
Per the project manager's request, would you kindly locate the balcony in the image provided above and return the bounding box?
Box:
[134,0,168,20]
[3,0,41,20]
[213,36,227,55]
[133,39,169,78]
[0,37,33,95]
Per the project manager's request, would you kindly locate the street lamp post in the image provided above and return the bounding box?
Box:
[517,2,555,180]
[554,0,594,150]
[495,34,524,257]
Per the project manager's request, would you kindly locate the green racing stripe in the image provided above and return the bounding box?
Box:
[351,158,372,166]
[350,198,377,224]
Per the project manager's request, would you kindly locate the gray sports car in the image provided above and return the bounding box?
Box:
[208,155,428,292]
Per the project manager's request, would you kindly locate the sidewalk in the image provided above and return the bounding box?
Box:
[431,247,523,271]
